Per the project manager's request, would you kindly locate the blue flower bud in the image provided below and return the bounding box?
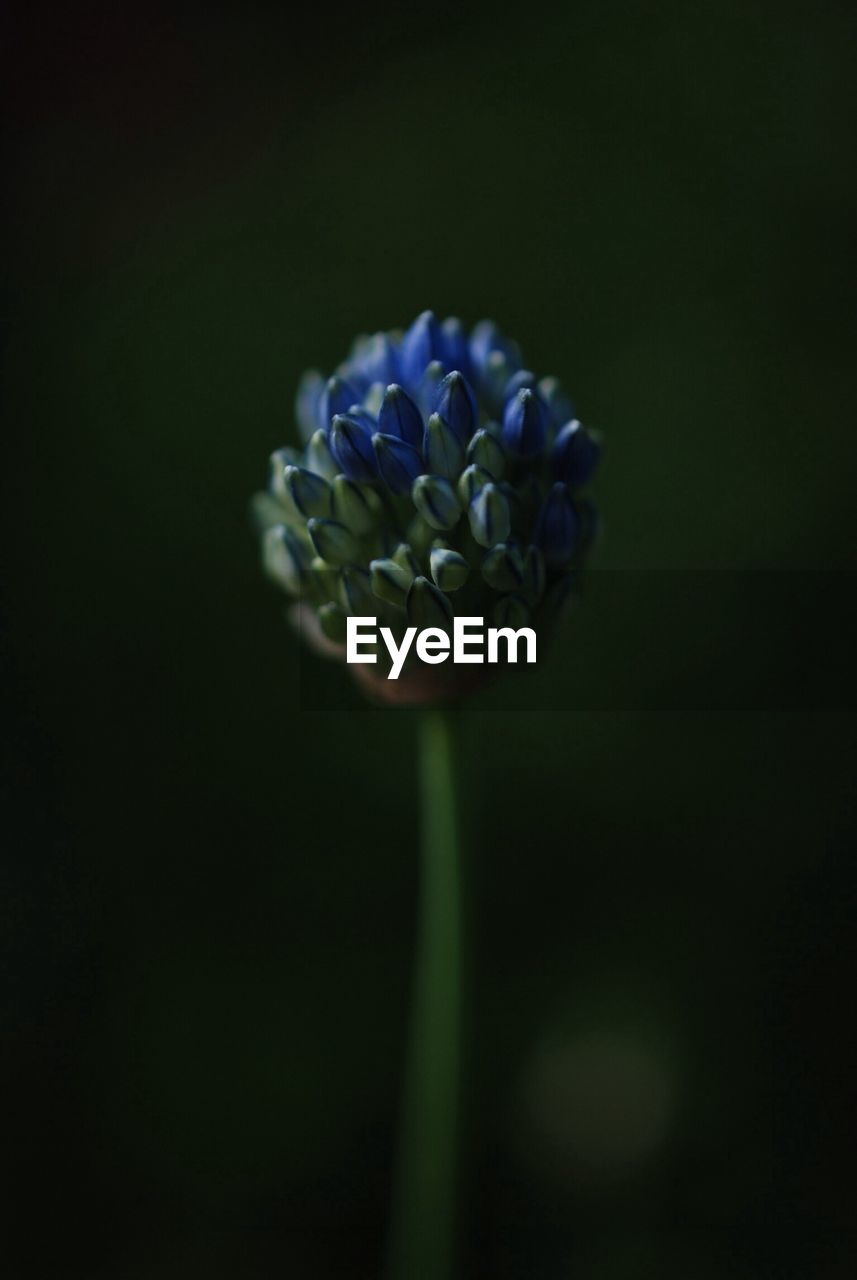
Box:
[262,525,307,595]
[480,350,516,412]
[457,463,493,506]
[330,412,379,482]
[369,557,411,608]
[521,544,546,605]
[305,556,340,606]
[466,428,506,479]
[534,482,578,566]
[481,541,524,591]
[493,594,531,629]
[372,432,424,495]
[406,575,454,630]
[538,376,574,428]
[440,317,471,378]
[378,383,424,449]
[423,413,465,480]
[400,310,444,388]
[504,369,537,401]
[318,601,349,644]
[320,375,361,427]
[332,474,376,534]
[418,360,447,417]
[340,565,374,615]
[360,332,400,386]
[433,370,478,443]
[469,320,521,376]
[340,406,378,433]
[551,419,602,488]
[283,464,332,518]
[468,481,511,548]
[412,475,461,530]
[307,516,361,567]
[305,429,339,481]
[295,370,326,442]
[430,545,469,592]
[501,388,548,459]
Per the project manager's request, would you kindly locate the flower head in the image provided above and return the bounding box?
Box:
[254,311,602,699]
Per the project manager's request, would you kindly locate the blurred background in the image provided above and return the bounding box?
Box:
[2,1,856,1276]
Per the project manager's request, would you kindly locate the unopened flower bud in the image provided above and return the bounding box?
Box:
[468,481,510,548]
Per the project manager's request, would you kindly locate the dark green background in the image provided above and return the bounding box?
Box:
[3,2,856,1276]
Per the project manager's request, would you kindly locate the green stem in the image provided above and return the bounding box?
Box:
[389,709,462,1280]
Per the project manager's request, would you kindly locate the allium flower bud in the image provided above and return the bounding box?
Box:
[481,541,524,592]
[430,545,470,593]
[440,317,471,377]
[378,383,424,449]
[423,414,466,480]
[551,419,602,489]
[433,371,478,443]
[331,474,376,534]
[468,482,511,548]
[457,463,493,506]
[401,311,444,388]
[370,557,412,608]
[321,375,361,427]
[283,465,332,519]
[295,370,325,443]
[330,412,378,482]
[535,482,578,566]
[254,312,602,700]
[306,429,339,481]
[501,387,548,459]
[412,475,461,531]
[307,517,361,567]
[373,433,424,495]
[407,575,454,630]
[466,428,506,479]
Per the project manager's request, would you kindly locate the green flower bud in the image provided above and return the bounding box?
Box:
[466,428,506,478]
[406,514,435,557]
[269,447,302,500]
[340,565,374,614]
[481,541,524,592]
[305,429,339,481]
[423,413,466,480]
[306,556,340,606]
[307,517,361,567]
[468,482,510,548]
[251,491,293,534]
[370,557,411,608]
[283,464,332,518]
[362,380,386,417]
[430,546,469,592]
[457,463,493,506]
[262,525,307,595]
[493,594,531,629]
[392,542,421,577]
[521,544,546,605]
[412,475,461,531]
[332,474,375,534]
[318,601,349,644]
[407,575,454,630]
